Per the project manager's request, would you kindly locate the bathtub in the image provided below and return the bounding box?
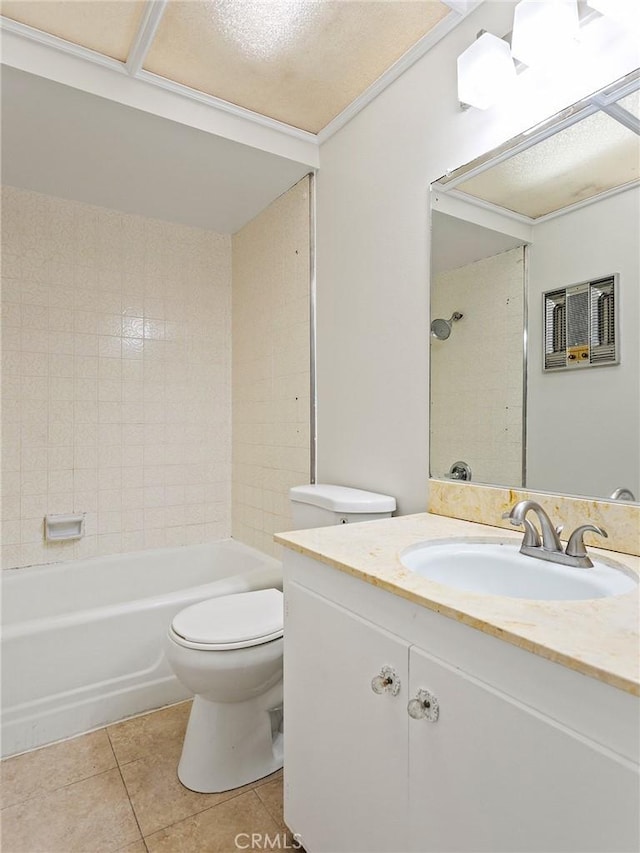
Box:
[1,540,282,757]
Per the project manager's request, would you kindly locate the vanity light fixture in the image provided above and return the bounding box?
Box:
[510,0,579,69]
[457,32,517,110]
[457,0,637,110]
[586,0,640,31]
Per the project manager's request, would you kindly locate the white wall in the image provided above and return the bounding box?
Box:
[527,188,640,499]
[315,0,639,513]
[316,1,517,513]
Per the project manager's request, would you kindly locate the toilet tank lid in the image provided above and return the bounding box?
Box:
[290,484,396,513]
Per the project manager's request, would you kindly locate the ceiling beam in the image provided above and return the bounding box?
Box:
[125,0,168,76]
[0,16,126,75]
[593,100,640,136]
[1,1,487,152]
[440,0,484,14]
[0,25,320,167]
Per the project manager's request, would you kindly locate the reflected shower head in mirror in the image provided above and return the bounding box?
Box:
[430,312,463,340]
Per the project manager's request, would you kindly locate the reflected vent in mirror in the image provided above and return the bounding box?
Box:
[544,289,567,369]
[543,275,618,371]
[590,277,616,363]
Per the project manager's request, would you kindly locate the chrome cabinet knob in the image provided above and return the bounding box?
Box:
[371,666,401,696]
[408,689,439,722]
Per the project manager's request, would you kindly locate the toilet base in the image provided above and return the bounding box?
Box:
[177,685,284,793]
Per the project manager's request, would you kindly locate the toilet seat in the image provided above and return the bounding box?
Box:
[170,588,283,651]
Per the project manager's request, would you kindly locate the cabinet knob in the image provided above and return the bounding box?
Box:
[408,689,439,722]
[371,666,401,696]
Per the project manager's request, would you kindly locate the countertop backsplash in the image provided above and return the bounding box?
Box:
[429,480,640,557]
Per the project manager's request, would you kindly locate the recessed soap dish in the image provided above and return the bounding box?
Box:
[45,513,85,542]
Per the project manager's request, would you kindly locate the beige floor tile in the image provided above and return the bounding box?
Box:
[115,842,148,853]
[1,729,117,809]
[107,701,192,766]
[254,776,285,829]
[253,768,283,788]
[0,767,141,853]
[144,790,283,853]
[119,748,255,837]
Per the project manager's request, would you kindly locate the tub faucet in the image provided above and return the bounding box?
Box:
[609,487,636,502]
[502,500,607,569]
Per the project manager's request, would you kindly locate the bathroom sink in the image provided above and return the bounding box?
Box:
[399,539,637,600]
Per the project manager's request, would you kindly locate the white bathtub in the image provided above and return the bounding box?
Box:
[1,540,282,757]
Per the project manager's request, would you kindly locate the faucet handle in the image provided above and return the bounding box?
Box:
[565,524,608,558]
[502,512,541,548]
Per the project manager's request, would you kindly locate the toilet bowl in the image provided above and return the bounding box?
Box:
[166,484,396,795]
[165,588,284,793]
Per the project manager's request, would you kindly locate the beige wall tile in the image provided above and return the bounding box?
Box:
[1,187,232,568]
[431,247,524,487]
[231,178,311,558]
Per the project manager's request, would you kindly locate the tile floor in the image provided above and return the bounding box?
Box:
[1,701,294,853]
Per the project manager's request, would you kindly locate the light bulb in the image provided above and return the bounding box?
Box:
[457,33,517,110]
[586,0,640,33]
[511,0,580,68]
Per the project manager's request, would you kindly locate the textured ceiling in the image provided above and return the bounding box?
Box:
[0,0,451,133]
[0,0,146,61]
[618,90,640,120]
[144,1,450,132]
[455,111,640,219]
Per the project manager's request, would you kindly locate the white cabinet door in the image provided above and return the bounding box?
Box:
[284,581,410,853]
[408,645,640,853]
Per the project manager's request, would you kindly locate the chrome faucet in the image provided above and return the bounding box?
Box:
[609,487,636,502]
[503,500,607,568]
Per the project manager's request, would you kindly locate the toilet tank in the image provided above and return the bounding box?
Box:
[290,484,396,530]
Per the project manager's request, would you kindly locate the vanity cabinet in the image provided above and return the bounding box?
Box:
[283,555,640,853]
[285,580,410,853]
[408,645,637,852]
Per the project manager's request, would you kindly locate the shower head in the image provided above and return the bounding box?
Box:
[430,318,453,340]
[430,312,463,340]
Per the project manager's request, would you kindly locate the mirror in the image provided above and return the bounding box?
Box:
[429,74,640,504]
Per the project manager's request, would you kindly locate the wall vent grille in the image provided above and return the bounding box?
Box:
[544,289,567,370]
[590,277,616,364]
[543,275,618,371]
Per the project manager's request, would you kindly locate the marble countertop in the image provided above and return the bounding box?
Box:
[275,513,640,696]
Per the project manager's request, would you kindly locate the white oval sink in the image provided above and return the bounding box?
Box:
[399,539,637,600]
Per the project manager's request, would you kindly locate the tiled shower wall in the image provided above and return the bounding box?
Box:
[430,247,524,487]
[1,187,232,569]
[232,177,311,557]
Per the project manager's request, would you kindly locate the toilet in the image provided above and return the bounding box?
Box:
[166,484,396,793]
